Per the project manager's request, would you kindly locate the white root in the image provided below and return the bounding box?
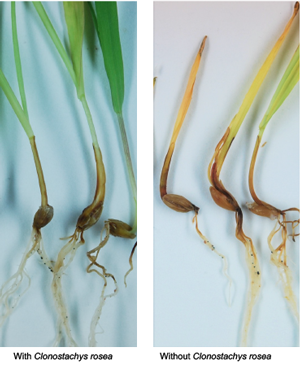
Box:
[88,276,118,347]
[87,223,118,347]
[193,213,233,302]
[0,227,48,327]
[37,236,54,272]
[268,218,299,323]
[240,237,261,347]
[51,234,84,347]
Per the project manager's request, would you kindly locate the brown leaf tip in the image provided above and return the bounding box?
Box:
[199,36,208,56]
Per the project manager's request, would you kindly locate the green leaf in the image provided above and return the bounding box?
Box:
[259,45,299,131]
[11,2,29,120]
[95,1,124,114]
[0,69,33,138]
[33,2,76,86]
[63,1,85,99]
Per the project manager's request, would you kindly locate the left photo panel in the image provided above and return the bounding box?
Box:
[0,1,136,347]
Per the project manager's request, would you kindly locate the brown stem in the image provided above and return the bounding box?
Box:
[160,142,199,213]
[30,136,53,230]
[248,135,281,219]
[160,143,175,198]
[249,135,262,205]
[92,144,106,207]
[76,144,106,232]
[29,136,48,207]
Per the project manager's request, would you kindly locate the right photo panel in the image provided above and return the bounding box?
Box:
[154,1,299,347]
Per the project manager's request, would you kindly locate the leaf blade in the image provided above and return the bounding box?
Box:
[63,1,85,99]
[95,1,124,114]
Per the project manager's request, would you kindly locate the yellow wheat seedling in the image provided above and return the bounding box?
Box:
[247,44,299,323]
[160,36,232,288]
[208,2,299,346]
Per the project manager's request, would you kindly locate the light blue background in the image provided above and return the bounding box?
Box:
[0,1,137,347]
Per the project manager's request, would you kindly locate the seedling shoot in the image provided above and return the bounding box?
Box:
[247,44,299,322]
[0,2,53,328]
[160,37,232,287]
[85,2,137,345]
[0,1,136,347]
[208,2,299,346]
[33,1,106,346]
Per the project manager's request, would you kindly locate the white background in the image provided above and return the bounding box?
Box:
[154,1,299,347]
[0,1,137,347]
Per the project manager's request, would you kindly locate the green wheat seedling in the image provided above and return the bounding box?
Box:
[86,1,136,346]
[33,1,111,347]
[0,2,53,329]
[247,45,299,323]
[89,1,137,269]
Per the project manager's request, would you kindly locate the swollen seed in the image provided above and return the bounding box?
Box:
[108,219,136,239]
[246,201,279,219]
[162,194,198,213]
[209,187,237,212]
[33,205,54,229]
[76,202,103,231]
